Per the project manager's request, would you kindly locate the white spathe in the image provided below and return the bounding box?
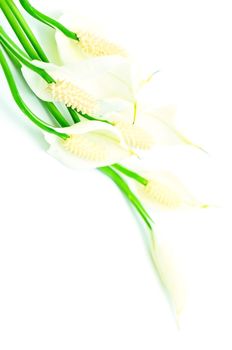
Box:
[21,58,138,108]
[151,235,186,319]
[135,170,200,210]
[103,103,198,152]
[44,119,132,169]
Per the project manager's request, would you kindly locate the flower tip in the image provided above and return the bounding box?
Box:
[191,143,209,155]
[200,203,210,208]
[199,202,220,209]
[151,241,186,321]
[129,148,140,158]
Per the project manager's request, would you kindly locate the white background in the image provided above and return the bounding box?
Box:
[1,0,232,349]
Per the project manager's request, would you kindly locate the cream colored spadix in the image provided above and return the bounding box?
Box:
[114,120,154,150]
[21,60,101,115]
[48,79,98,116]
[61,134,107,162]
[44,120,132,169]
[136,171,198,209]
[106,112,155,150]
[76,30,126,57]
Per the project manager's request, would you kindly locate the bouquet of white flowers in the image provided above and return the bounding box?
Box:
[0,0,208,319]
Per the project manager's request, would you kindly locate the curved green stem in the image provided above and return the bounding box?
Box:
[6,0,49,62]
[112,164,148,186]
[99,166,153,230]
[19,0,79,41]
[0,25,28,59]
[68,107,81,123]
[1,1,73,126]
[0,32,81,125]
[0,47,68,139]
[44,102,70,127]
[0,31,70,127]
[78,111,113,125]
[0,0,40,59]
[0,31,54,83]
[2,42,22,69]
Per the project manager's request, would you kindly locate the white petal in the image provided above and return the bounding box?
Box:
[144,105,177,126]
[44,120,132,169]
[151,237,186,317]
[22,58,135,107]
[21,64,51,101]
[63,56,135,102]
[138,104,198,146]
[103,104,189,150]
[137,70,175,108]
[21,60,69,102]
[140,108,185,146]
[145,107,206,151]
[55,20,88,63]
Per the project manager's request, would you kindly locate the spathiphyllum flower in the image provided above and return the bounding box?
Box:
[55,13,127,63]
[21,57,139,110]
[135,171,202,209]
[104,103,198,152]
[44,120,131,169]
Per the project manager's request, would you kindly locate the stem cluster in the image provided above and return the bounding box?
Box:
[0,0,154,240]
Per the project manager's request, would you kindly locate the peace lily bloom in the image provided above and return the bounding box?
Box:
[21,58,139,112]
[135,170,202,209]
[103,103,200,153]
[55,12,127,62]
[44,119,132,169]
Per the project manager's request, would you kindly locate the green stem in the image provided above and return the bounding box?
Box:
[99,166,153,230]
[0,46,68,139]
[0,31,81,126]
[0,31,55,83]
[3,42,22,69]
[1,0,73,126]
[44,102,70,127]
[0,30,69,127]
[78,111,113,125]
[1,0,155,254]
[18,0,79,41]
[0,25,28,59]
[0,0,40,59]
[68,107,81,123]
[112,164,148,185]
[6,0,49,62]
